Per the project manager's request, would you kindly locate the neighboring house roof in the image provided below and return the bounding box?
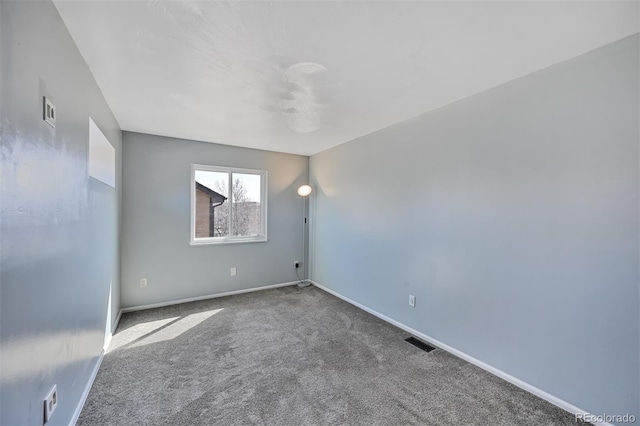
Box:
[195,182,227,203]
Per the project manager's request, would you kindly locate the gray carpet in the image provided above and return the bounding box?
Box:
[79,286,582,425]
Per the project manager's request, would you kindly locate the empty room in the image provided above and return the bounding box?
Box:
[1,0,639,425]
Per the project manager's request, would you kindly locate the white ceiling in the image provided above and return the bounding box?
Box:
[54,1,639,156]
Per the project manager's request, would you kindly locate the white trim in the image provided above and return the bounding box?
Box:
[103,310,123,351]
[189,237,267,246]
[192,164,266,176]
[103,333,112,352]
[190,164,268,245]
[69,350,104,426]
[121,281,298,313]
[112,309,123,333]
[309,280,614,426]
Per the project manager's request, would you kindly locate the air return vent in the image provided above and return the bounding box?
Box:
[405,337,436,353]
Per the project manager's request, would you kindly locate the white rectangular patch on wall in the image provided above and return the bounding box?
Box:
[89,118,115,187]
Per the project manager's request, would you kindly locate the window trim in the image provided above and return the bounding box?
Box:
[190,164,268,246]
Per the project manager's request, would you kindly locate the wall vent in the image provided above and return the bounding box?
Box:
[405,336,436,353]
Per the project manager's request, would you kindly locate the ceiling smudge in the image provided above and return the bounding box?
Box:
[235,59,328,133]
[146,0,330,133]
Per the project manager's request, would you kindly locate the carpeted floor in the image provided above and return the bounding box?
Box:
[79,285,581,425]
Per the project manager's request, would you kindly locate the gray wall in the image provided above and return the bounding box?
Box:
[310,34,639,420]
[0,1,122,425]
[121,132,308,308]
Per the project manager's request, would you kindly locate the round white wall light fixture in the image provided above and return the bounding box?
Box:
[297,184,313,197]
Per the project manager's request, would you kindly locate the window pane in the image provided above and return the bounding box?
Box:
[194,171,228,238]
[231,173,261,237]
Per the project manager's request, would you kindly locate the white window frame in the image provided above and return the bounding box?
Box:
[190,164,268,245]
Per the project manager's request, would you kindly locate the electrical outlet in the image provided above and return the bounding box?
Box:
[140,278,147,288]
[294,261,300,269]
[44,385,57,424]
[43,97,56,128]
[230,267,237,277]
[409,295,416,307]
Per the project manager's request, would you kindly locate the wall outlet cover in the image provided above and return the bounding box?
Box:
[43,97,56,128]
[44,384,57,424]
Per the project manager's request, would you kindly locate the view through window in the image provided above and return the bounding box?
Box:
[192,165,266,244]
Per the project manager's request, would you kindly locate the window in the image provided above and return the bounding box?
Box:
[191,164,267,245]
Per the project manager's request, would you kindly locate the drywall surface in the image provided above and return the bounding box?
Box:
[121,132,308,308]
[310,34,639,421]
[0,1,122,424]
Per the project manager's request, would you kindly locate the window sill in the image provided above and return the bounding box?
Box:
[190,237,268,246]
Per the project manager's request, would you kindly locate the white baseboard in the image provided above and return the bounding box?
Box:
[121,281,298,313]
[69,350,105,426]
[103,310,123,351]
[112,309,123,333]
[103,333,112,352]
[309,280,613,426]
